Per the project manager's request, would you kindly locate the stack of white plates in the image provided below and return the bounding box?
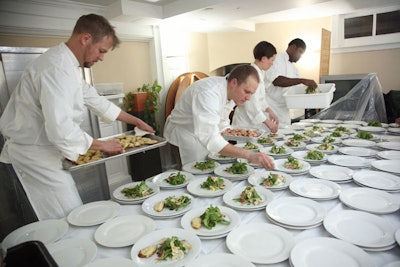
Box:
[339,146,378,157]
[273,158,311,175]
[371,159,400,174]
[291,150,328,164]
[290,237,375,267]
[352,170,400,192]
[309,165,354,183]
[150,170,193,189]
[182,160,220,174]
[112,181,160,204]
[339,187,400,214]
[186,176,233,197]
[222,185,275,211]
[94,215,155,247]
[226,223,294,264]
[67,201,120,227]
[323,210,397,251]
[328,155,372,168]
[180,205,241,239]
[266,197,326,229]
[214,163,255,181]
[289,178,341,200]
[248,171,293,191]
[377,150,400,160]
[141,191,193,219]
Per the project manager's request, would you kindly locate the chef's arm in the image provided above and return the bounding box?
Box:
[273,76,317,89]
[116,110,155,133]
[219,144,275,170]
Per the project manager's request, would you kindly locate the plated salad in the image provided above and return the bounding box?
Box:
[356,131,373,140]
[194,159,216,171]
[121,181,153,199]
[243,141,259,150]
[138,236,192,261]
[165,172,187,185]
[154,195,191,212]
[317,143,335,151]
[335,126,351,133]
[270,145,287,154]
[224,162,248,174]
[257,136,275,145]
[284,138,301,147]
[303,129,319,137]
[304,150,325,160]
[367,121,382,127]
[292,133,308,141]
[260,173,286,187]
[191,205,230,230]
[283,157,303,170]
[200,176,225,191]
[233,186,262,206]
[322,136,335,143]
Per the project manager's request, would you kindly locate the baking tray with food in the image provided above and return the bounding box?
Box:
[221,128,264,142]
[62,130,167,171]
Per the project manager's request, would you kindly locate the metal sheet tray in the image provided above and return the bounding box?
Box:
[62,131,167,171]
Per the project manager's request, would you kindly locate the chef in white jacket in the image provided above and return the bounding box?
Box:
[164,64,275,170]
[0,14,154,220]
[232,41,279,132]
[265,38,318,126]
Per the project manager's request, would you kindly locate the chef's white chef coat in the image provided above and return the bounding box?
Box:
[265,52,299,127]
[164,77,234,165]
[232,63,270,131]
[0,42,121,220]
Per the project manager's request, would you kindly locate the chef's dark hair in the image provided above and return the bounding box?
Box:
[253,41,277,61]
[73,14,120,49]
[288,38,306,49]
[227,64,259,85]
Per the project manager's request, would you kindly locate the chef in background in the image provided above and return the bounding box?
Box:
[232,41,279,133]
[265,38,318,126]
[0,14,154,220]
[164,64,275,170]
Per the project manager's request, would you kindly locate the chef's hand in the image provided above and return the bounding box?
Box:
[248,152,275,170]
[265,119,279,133]
[302,79,318,89]
[91,139,123,154]
[136,120,156,134]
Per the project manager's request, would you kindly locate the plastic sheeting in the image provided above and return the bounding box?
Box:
[311,73,387,122]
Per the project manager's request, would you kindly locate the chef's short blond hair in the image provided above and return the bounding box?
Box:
[227,64,259,85]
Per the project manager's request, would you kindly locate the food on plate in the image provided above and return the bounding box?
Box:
[138,236,192,261]
[200,176,225,191]
[304,150,325,160]
[268,133,280,138]
[317,143,335,151]
[233,186,262,205]
[154,195,191,212]
[191,205,230,230]
[284,138,301,147]
[292,133,308,141]
[224,162,248,174]
[260,173,286,187]
[356,131,373,140]
[257,136,275,145]
[75,149,102,165]
[283,157,303,170]
[269,145,287,154]
[330,131,343,137]
[194,159,216,170]
[121,181,153,199]
[221,128,261,138]
[312,125,325,132]
[367,121,382,127]
[305,86,318,94]
[303,129,319,137]
[243,141,259,150]
[322,135,335,143]
[165,172,187,185]
[335,126,351,133]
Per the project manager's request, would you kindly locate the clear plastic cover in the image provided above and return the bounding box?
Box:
[311,73,387,122]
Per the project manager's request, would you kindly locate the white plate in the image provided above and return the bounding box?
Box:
[223,185,274,211]
[214,163,255,181]
[237,157,275,168]
[291,150,327,164]
[305,143,339,154]
[352,170,400,191]
[358,126,386,133]
[273,158,311,174]
[339,146,378,157]
[380,135,400,142]
[277,128,295,135]
[371,160,400,174]
[186,253,255,267]
[83,257,137,267]
[235,142,262,151]
[291,122,313,129]
[328,155,372,168]
[309,165,355,183]
[323,210,396,249]
[289,178,341,200]
[130,228,201,267]
[151,171,193,189]
[266,213,322,230]
[226,223,294,264]
[377,150,400,160]
[339,187,400,214]
[1,219,68,252]
[262,146,294,157]
[388,127,400,134]
[311,136,342,144]
[46,238,97,267]
[383,261,400,267]
[377,142,400,151]
[343,120,366,125]
[389,123,400,128]
[186,176,233,197]
[342,138,376,147]
[112,181,159,202]
[396,229,400,247]
[141,191,193,219]
[275,140,306,150]
[67,201,120,227]
[182,160,220,174]
[290,237,374,267]
[207,152,236,163]
[266,197,326,227]
[94,215,155,247]
[320,119,343,124]
[248,170,293,190]
[180,206,240,237]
